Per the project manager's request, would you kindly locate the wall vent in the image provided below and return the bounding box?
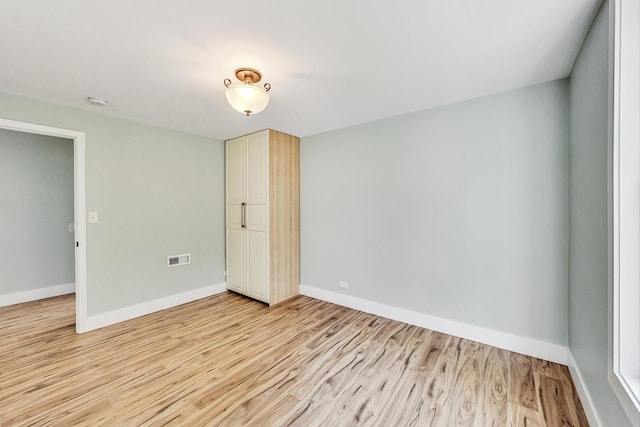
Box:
[167,253,191,267]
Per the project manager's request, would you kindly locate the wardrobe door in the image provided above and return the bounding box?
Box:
[226,136,246,294]
[226,137,245,203]
[246,229,268,302]
[226,228,245,293]
[226,137,245,218]
[245,130,269,301]
[246,130,268,205]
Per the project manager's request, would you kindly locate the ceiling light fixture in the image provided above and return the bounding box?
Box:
[224,67,271,116]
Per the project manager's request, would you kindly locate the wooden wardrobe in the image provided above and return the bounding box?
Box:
[225,129,300,305]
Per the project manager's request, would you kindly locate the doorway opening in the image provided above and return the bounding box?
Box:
[0,118,87,332]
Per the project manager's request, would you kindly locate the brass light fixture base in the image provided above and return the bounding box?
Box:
[224,67,271,116]
[234,67,262,84]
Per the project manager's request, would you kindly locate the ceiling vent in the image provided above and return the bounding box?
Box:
[167,253,191,267]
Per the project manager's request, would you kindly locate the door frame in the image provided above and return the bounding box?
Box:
[0,117,87,332]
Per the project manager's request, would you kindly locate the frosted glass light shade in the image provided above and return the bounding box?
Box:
[225,83,270,116]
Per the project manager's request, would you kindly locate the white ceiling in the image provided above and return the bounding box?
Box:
[0,0,601,140]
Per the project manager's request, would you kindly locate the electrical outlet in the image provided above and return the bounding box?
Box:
[339,281,348,289]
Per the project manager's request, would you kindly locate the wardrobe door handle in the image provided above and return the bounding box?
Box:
[241,203,246,228]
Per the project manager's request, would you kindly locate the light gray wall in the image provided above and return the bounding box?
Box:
[0,129,74,294]
[301,80,569,345]
[0,92,225,316]
[568,2,632,426]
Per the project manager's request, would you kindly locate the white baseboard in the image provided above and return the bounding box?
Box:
[0,282,75,307]
[300,285,568,365]
[81,283,227,333]
[567,351,603,427]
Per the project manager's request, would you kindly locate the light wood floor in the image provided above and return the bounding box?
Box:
[0,292,588,426]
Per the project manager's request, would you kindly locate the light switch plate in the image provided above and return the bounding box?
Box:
[88,212,98,223]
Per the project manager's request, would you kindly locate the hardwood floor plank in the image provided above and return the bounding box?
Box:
[510,405,544,427]
[0,293,589,426]
[443,340,486,426]
[510,353,538,411]
[538,375,577,427]
[475,347,509,426]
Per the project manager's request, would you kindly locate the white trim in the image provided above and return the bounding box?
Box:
[300,285,568,365]
[0,118,88,333]
[73,129,88,333]
[0,283,75,307]
[610,0,640,422]
[567,351,604,427]
[81,283,227,332]
[609,372,640,427]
